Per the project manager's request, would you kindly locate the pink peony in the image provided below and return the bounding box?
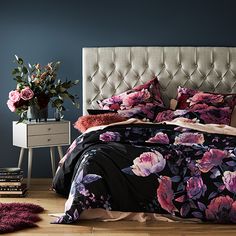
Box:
[196,149,229,173]
[8,90,21,102]
[174,132,205,146]
[132,151,166,177]
[146,132,170,144]
[186,176,207,200]
[7,99,16,112]
[99,131,121,142]
[157,176,178,214]
[205,195,236,223]
[223,171,236,194]
[20,87,34,100]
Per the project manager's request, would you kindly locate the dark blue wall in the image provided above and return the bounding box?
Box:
[1,0,236,177]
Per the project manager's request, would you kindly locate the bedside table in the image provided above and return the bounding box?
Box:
[13,119,71,188]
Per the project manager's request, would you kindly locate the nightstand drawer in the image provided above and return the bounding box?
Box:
[28,134,69,147]
[28,123,69,135]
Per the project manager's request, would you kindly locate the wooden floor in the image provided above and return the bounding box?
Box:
[1,179,236,236]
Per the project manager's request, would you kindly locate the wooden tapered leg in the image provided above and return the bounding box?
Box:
[57,146,64,160]
[50,147,55,177]
[18,148,25,168]
[27,148,33,189]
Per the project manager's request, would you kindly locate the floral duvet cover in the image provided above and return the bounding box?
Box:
[52,120,236,224]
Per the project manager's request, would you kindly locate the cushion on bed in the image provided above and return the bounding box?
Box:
[74,113,127,133]
[172,86,236,125]
[176,87,236,110]
[97,77,164,121]
[155,106,231,125]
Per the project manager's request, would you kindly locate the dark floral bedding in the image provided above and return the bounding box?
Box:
[52,119,236,224]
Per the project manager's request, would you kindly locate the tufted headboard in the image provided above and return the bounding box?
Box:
[82,47,236,115]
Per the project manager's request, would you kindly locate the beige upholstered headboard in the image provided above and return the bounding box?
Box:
[83,47,236,115]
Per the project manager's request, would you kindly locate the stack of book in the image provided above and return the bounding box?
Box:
[0,167,27,197]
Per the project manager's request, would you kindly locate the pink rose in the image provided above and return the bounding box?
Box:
[8,90,20,102]
[157,176,178,214]
[20,87,34,100]
[7,99,16,112]
[205,195,236,223]
[146,132,170,144]
[174,132,205,146]
[186,176,207,200]
[223,171,236,194]
[196,149,229,173]
[132,151,166,177]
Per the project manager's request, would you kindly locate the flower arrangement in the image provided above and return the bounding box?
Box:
[7,55,79,122]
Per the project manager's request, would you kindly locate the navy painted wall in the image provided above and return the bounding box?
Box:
[1,0,236,177]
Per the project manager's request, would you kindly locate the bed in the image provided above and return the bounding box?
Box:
[52,46,236,224]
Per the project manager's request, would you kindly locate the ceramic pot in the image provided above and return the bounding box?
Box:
[27,105,48,122]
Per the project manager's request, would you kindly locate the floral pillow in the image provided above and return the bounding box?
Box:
[172,87,236,125]
[176,87,236,110]
[97,77,165,121]
[155,106,231,125]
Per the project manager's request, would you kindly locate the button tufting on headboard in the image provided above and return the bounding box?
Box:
[83,46,236,115]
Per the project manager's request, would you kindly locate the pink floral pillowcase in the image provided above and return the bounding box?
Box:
[97,77,165,121]
[155,87,236,125]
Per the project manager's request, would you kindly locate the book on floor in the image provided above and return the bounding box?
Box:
[0,183,27,195]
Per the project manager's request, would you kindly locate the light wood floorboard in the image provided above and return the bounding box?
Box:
[0,179,236,236]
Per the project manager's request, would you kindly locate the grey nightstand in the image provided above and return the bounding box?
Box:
[12,119,71,188]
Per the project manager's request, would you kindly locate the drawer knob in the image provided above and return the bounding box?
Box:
[48,128,51,131]
[48,138,51,142]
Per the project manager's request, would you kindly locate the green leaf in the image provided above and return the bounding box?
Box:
[49,89,57,94]
[17,58,24,65]
[74,102,80,109]
[59,87,67,92]
[12,68,20,75]
[60,93,70,99]
[22,66,28,74]
[73,80,79,85]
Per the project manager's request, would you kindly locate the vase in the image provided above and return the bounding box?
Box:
[27,105,48,122]
[54,108,64,121]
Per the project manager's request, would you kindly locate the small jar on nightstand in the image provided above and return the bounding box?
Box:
[12,119,71,188]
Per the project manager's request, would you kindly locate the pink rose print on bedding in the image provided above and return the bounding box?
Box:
[174,132,205,146]
[118,103,156,120]
[155,110,175,122]
[122,89,151,108]
[146,132,170,144]
[186,176,207,200]
[101,95,123,110]
[131,151,166,177]
[157,176,178,214]
[188,92,224,106]
[223,171,236,194]
[205,195,236,223]
[198,106,231,125]
[196,149,229,173]
[99,131,121,142]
